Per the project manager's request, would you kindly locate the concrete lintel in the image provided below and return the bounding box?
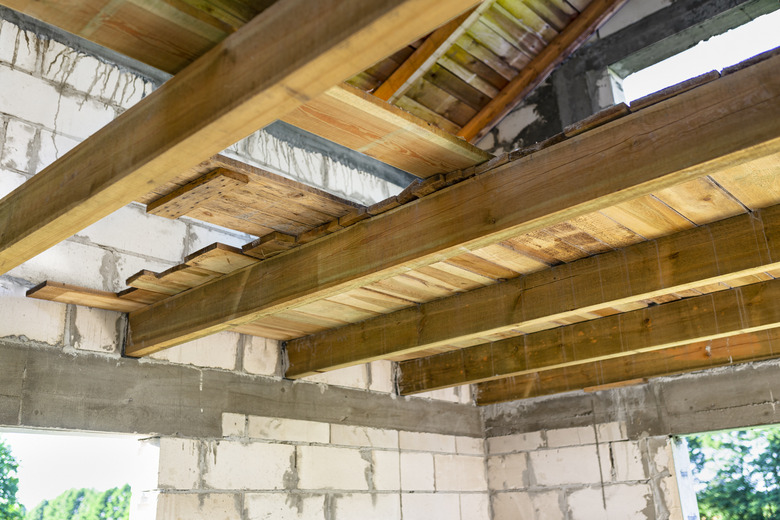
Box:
[0,340,482,438]
[482,359,780,439]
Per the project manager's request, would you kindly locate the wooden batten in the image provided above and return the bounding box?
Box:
[243,232,298,260]
[27,281,146,313]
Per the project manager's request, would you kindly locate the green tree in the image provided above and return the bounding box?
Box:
[0,438,26,520]
[23,486,130,520]
[688,427,780,520]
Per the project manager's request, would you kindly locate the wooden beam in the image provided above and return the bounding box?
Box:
[286,204,780,377]
[397,278,780,393]
[373,4,488,102]
[457,0,628,142]
[475,327,780,404]
[126,56,780,357]
[0,0,481,275]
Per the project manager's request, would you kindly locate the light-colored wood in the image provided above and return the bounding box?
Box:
[475,328,780,404]
[285,205,780,377]
[374,5,485,102]
[126,59,780,356]
[183,242,258,274]
[242,232,297,260]
[397,278,780,393]
[27,281,145,313]
[282,83,491,178]
[147,168,249,219]
[0,0,482,275]
[127,265,222,295]
[458,0,629,142]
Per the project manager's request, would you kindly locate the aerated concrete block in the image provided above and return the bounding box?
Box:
[546,426,597,448]
[530,446,603,486]
[247,415,329,444]
[149,331,239,371]
[333,493,400,520]
[434,454,487,492]
[156,493,243,520]
[487,431,545,455]
[245,493,326,520]
[399,430,456,453]
[297,445,370,491]
[400,452,434,491]
[203,440,294,490]
[157,438,200,489]
[372,450,401,491]
[459,493,490,520]
[487,452,529,491]
[242,336,280,377]
[401,493,461,520]
[71,305,123,353]
[330,424,398,449]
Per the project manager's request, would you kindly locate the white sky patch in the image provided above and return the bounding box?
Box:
[0,429,145,510]
[622,9,780,102]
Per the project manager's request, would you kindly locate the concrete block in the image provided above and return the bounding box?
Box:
[221,413,246,437]
[304,364,369,390]
[183,220,251,255]
[330,424,398,449]
[71,305,123,353]
[34,129,80,173]
[1,118,36,173]
[368,360,394,393]
[149,331,239,371]
[157,438,200,489]
[493,491,565,520]
[612,441,646,481]
[460,493,490,520]
[597,421,627,442]
[455,436,485,455]
[54,92,116,140]
[401,493,460,520]
[546,426,596,448]
[492,492,534,520]
[7,239,111,291]
[0,278,66,345]
[497,104,538,144]
[203,440,294,490]
[372,450,400,491]
[40,40,76,83]
[399,430,456,453]
[414,386,461,403]
[333,493,400,520]
[434,454,487,492]
[567,483,653,520]
[88,64,121,102]
[487,431,545,455]
[529,446,602,486]
[0,68,59,127]
[0,21,17,63]
[400,452,434,491]
[247,415,329,444]
[12,28,38,73]
[0,168,27,198]
[245,493,326,520]
[242,336,280,377]
[297,445,369,491]
[77,205,187,263]
[487,452,528,491]
[66,54,105,95]
[113,252,174,293]
[156,493,242,520]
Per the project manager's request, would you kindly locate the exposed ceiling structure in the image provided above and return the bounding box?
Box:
[1,0,779,406]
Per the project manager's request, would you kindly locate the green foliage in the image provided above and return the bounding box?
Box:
[0,438,26,520]
[688,426,780,520]
[23,485,130,520]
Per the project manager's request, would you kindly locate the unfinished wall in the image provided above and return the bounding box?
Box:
[151,413,487,519]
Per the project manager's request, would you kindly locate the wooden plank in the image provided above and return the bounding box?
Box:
[126,58,780,356]
[373,5,487,102]
[404,78,478,127]
[285,205,780,377]
[475,328,780,404]
[146,168,249,219]
[282,83,491,177]
[26,280,145,313]
[454,34,518,81]
[242,231,298,259]
[423,64,492,111]
[397,278,780,393]
[0,0,482,275]
[127,264,222,295]
[652,176,745,226]
[458,0,629,142]
[183,242,258,274]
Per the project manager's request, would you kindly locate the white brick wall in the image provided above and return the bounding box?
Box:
[487,422,682,520]
[154,414,488,519]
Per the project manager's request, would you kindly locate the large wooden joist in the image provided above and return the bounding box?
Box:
[397,277,780,394]
[474,327,780,405]
[0,0,480,274]
[125,54,780,357]
[286,205,780,377]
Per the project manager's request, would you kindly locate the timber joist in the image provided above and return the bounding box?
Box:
[20,46,780,404]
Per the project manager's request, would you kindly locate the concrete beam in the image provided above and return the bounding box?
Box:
[0,340,481,437]
[481,358,780,440]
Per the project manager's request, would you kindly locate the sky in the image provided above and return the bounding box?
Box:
[0,430,146,511]
[1,6,779,516]
[621,9,780,102]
